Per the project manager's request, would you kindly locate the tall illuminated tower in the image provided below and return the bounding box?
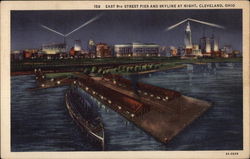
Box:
[211,35,219,52]
[74,40,82,51]
[184,21,192,49]
[205,37,211,53]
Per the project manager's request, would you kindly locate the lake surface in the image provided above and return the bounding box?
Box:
[11,62,243,151]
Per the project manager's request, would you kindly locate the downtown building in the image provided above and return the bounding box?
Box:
[168,46,181,57]
[22,49,40,59]
[96,43,112,58]
[87,39,97,58]
[199,35,220,57]
[41,43,67,59]
[184,22,192,49]
[183,22,203,58]
[114,42,160,57]
[69,40,88,58]
[220,45,238,58]
[42,43,66,54]
[182,21,223,58]
[11,50,23,61]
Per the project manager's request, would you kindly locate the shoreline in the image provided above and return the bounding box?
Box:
[11,60,242,77]
[10,64,186,77]
[11,71,34,76]
[126,64,187,75]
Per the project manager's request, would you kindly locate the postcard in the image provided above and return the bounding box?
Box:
[1,1,249,159]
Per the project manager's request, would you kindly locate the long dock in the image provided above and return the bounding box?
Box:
[73,73,212,143]
[33,70,212,144]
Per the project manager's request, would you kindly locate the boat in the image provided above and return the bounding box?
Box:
[65,87,105,150]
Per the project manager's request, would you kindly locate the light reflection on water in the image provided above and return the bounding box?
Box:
[11,63,242,151]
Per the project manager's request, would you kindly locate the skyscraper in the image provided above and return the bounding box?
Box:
[205,37,211,53]
[211,35,219,52]
[88,39,96,53]
[199,36,206,53]
[184,21,192,49]
[74,40,82,52]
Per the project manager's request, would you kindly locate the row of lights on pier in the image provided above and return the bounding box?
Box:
[111,79,169,102]
[77,81,136,119]
[34,68,42,73]
[137,90,169,101]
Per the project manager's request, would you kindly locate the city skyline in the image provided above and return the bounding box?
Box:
[11,9,242,51]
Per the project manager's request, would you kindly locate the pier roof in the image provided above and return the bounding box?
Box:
[76,75,144,114]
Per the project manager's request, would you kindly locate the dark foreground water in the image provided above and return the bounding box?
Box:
[11,63,243,151]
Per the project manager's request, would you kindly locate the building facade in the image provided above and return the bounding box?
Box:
[222,45,233,54]
[211,35,219,52]
[74,40,82,52]
[23,49,39,59]
[114,44,133,57]
[169,46,179,57]
[11,50,23,61]
[132,43,159,57]
[87,39,96,54]
[192,45,203,57]
[96,43,112,58]
[114,43,160,57]
[199,37,212,57]
[42,43,66,55]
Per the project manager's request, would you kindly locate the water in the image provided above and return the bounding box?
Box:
[11,63,243,151]
[11,76,97,151]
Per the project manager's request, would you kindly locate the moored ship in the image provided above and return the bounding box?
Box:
[65,87,105,150]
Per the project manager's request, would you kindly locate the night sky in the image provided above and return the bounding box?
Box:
[11,9,242,51]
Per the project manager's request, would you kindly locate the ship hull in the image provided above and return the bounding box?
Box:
[65,90,105,150]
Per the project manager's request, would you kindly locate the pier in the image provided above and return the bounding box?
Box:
[33,70,212,144]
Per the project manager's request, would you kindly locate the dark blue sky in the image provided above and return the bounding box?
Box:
[11,9,242,51]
